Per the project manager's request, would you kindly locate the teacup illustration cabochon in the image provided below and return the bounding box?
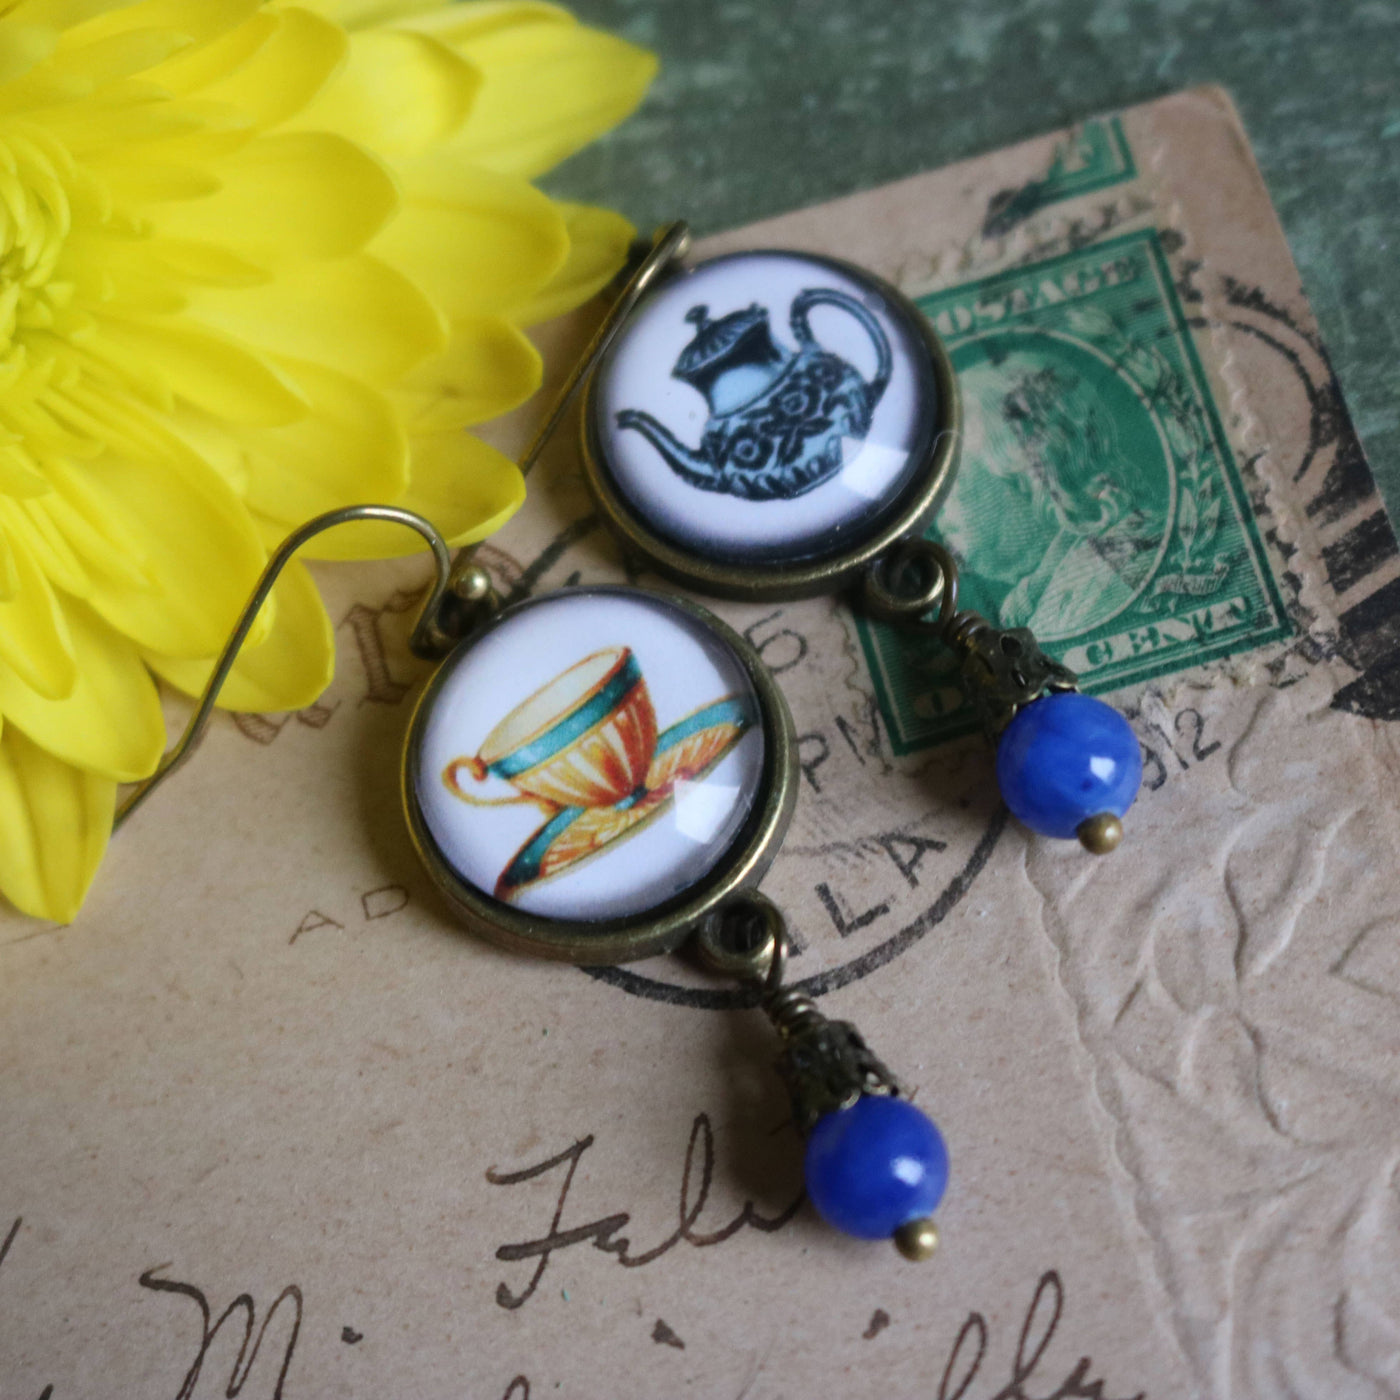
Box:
[593,250,942,564]
[413,591,765,921]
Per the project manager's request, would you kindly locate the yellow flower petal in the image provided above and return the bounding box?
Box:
[147,556,333,712]
[32,485,152,592]
[163,407,248,497]
[298,429,523,559]
[64,230,193,318]
[94,316,312,425]
[289,28,478,158]
[404,431,526,548]
[394,316,540,432]
[44,90,251,156]
[9,496,91,598]
[0,440,51,497]
[0,597,165,781]
[133,236,271,288]
[0,521,15,598]
[0,722,115,923]
[303,0,440,24]
[141,7,277,94]
[0,69,89,118]
[185,7,347,131]
[14,1,130,28]
[243,357,409,526]
[0,22,59,85]
[516,200,633,325]
[435,7,656,178]
[43,418,268,658]
[371,154,568,321]
[49,24,192,84]
[63,0,264,49]
[191,252,448,381]
[0,514,77,700]
[155,131,399,264]
[385,1,573,45]
[89,158,221,203]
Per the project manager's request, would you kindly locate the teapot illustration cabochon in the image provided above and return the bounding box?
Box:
[590,250,946,567]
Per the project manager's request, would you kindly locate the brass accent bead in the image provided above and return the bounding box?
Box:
[1077,812,1124,855]
[455,564,496,607]
[893,1217,939,1262]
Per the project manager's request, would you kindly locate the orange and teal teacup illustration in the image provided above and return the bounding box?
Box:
[440,643,756,902]
[443,647,657,815]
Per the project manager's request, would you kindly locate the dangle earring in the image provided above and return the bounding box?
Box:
[116,505,950,1260]
[576,224,1143,852]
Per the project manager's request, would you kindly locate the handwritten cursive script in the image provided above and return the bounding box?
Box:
[937,1270,1145,1400]
[487,1113,803,1309]
[3,1215,1143,1399]
[138,1265,303,1400]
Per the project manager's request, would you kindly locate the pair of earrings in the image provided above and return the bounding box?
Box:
[120,223,1142,1261]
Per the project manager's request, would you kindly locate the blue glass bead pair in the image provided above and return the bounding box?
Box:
[804,1094,948,1246]
[995,691,1143,851]
[796,692,1139,1250]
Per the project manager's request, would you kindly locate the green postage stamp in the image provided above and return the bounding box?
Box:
[856,229,1292,753]
[984,116,1136,233]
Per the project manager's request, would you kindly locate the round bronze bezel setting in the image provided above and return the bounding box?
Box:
[401,586,798,965]
[581,248,962,601]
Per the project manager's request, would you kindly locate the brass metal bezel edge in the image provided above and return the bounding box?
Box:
[400,586,799,965]
[579,249,962,602]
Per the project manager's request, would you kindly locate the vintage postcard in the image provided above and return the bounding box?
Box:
[2,87,1396,1400]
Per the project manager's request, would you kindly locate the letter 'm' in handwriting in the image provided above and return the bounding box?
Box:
[138,1266,303,1400]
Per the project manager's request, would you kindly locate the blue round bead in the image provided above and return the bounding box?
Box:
[995,691,1142,840]
[804,1094,949,1240]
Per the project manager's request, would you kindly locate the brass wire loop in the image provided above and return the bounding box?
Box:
[696,889,822,1037]
[763,970,826,1044]
[705,891,905,1144]
[859,536,959,634]
[861,534,1084,739]
[695,888,780,982]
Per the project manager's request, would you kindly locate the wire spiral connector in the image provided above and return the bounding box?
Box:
[861,535,1080,739]
[697,892,903,1136]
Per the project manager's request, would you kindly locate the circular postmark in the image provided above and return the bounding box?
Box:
[583,807,1006,1009]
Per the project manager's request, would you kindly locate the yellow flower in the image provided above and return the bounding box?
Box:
[0,0,654,922]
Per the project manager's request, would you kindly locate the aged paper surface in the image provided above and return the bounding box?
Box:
[2,86,1397,1399]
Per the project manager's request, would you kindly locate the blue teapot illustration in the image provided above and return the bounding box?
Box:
[615,288,893,501]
